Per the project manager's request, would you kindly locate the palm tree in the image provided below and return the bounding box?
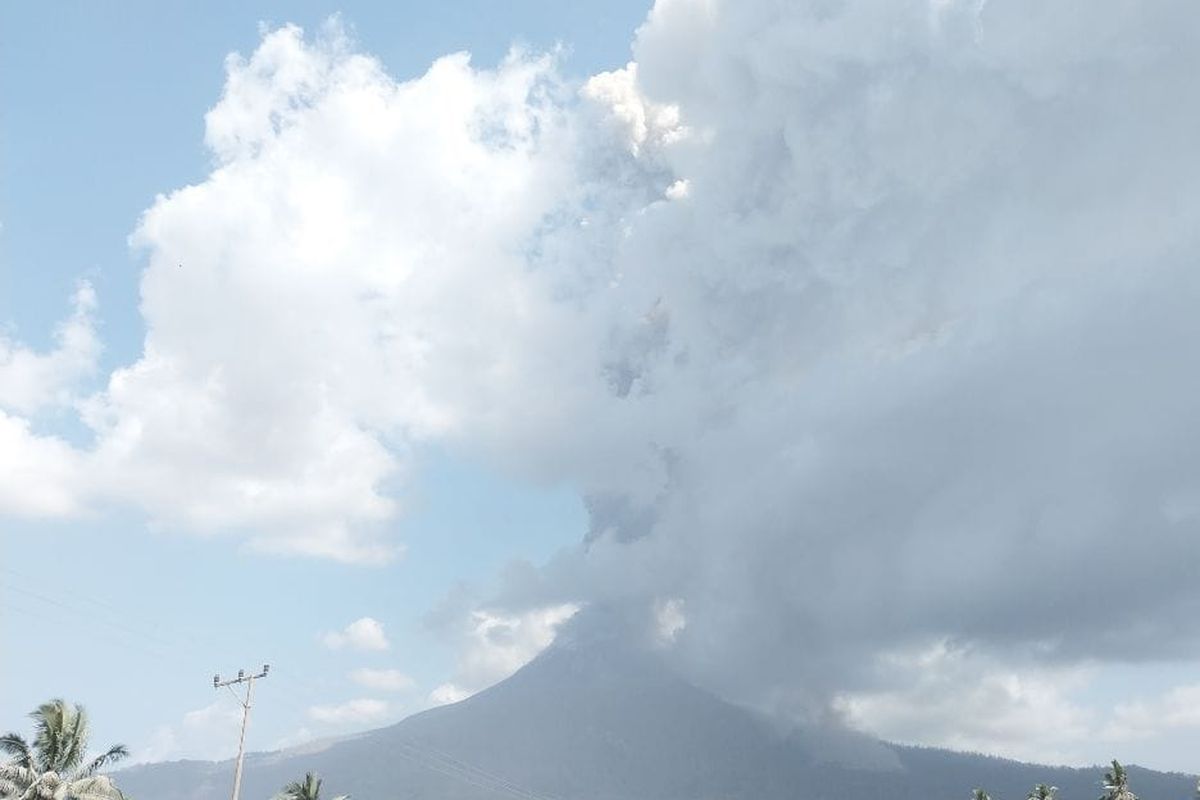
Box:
[1100,759,1137,800]
[0,699,127,800]
[1028,784,1057,800]
[274,772,348,800]
[972,790,991,800]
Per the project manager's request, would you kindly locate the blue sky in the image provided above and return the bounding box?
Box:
[1,450,585,759]
[6,0,1200,777]
[1,0,643,764]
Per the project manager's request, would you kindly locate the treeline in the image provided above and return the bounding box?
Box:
[973,760,1146,800]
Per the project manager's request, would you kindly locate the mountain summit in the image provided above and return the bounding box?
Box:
[116,629,1196,800]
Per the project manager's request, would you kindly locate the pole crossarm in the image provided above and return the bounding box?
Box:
[214,665,269,689]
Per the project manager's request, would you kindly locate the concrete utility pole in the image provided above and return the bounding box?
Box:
[213,665,269,800]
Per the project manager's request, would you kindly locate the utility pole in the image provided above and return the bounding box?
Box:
[213,664,269,800]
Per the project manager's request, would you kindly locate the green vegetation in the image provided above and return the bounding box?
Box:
[0,699,127,800]
[975,761,1137,800]
[273,772,348,800]
[1101,761,1138,800]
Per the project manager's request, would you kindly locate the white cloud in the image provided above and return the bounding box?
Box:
[663,178,689,200]
[1104,683,1200,742]
[0,411,87,517]
[653,597,686,646]
[349,667,415,692]
[427,683,471,706]
[0,284,98,519]
[84,28,580,565]
[135,702,242,764]
[581,61,687,156]
[0,24,580,562]
[0,281,99,416]
[307,698,390,726]
[833,641,1096,766]
[321,617,390,651]
[271,726,317,752]
[835,654,1200,768]
[435,604,579,700]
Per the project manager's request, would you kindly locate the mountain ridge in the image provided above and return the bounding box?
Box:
[115,636,1197,800]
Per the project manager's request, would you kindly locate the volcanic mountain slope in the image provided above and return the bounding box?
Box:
[115,634,1197,800]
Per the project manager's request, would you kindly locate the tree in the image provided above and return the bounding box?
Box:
[972,790,991,800]
[0,699,128,800]
[1028,784,1057,800]
[1100,760,1137,800]
[274,772,348,800]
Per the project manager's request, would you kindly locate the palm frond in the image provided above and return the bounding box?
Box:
[0,763,38,795]
[0,735,34,769]
[3,700,129,800]
[61,707,88,776]
[75,747,127,780]
[62,775,123,800]
[30,701,69,774]
[17,770,60,800]
[1099,760,1137,800]
[1028,783,1057,800]
[276,771,328,800]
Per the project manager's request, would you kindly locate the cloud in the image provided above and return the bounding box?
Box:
[0,281,100,416]
[7,0,1200,761]
[580,61,686,156]
[653,597,686,646]
[833,641,1096,765]
[431,604,579,700]
[0,283,98,518]
[271,726,317,752]
[349,668,415,692]
[0,411,87,517]
[321,617,390,651]
[471,0,1200,729]
[1104,683,1200,742]
[307,698,390,726]
[0,24,579,562]
[427,683,471,706]
[136,702,242,764]
[82,26,582,565]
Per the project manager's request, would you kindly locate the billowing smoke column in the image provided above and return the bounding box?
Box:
[497,0,1200,721]
[8,0,1200,752]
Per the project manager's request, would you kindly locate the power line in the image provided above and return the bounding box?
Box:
[396,739,561,800]
[2,569,566,800]
[388,740,551,800]
[0,573,329,721]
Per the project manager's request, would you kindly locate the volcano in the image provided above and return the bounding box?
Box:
[115,630,1195,800]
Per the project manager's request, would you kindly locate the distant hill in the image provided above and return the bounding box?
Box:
[115,633,1196,800]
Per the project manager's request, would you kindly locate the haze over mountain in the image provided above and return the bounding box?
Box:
[116,617,1196,800]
